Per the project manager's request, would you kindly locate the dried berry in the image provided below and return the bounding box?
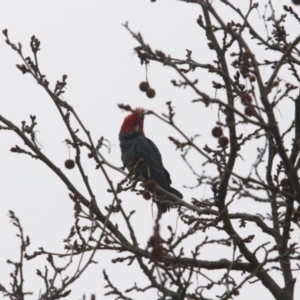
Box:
[280,178,289,187]
[212,127,223,138]
[249,75,256,82]
[143,191,151,200]
[218,136,229,147]
[245,106,255,117]
[151,244,164,260]
[139,81,149,92]
[145,179,157,192]
[65,159,75,169]
[146,88,156,98]
[240,92,252,105]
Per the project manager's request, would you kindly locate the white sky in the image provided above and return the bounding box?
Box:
[0,1,299,299]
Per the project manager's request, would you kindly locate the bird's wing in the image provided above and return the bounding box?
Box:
[145,138,183,199]
[146,138,173,184]
[134,136,172,188]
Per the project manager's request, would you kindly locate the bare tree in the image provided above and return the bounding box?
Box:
[1,1,300,300]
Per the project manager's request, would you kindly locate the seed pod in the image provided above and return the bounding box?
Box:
[146,88,156,98]
[245,106,255,117]
[240,92,252,105]
[212,127,223,138]
[65,159,75,169]
[218,136,229,147]
[139,81,149,92]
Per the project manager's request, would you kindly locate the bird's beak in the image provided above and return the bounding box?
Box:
[134,125,140,132]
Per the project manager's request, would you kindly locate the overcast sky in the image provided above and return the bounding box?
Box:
[0,1,299,299]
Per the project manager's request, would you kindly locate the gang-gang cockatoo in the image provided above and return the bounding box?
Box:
[119,108,183,213]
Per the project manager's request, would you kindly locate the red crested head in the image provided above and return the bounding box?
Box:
[120,108,145,135]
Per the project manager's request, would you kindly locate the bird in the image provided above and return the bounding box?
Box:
[119,108,183,213]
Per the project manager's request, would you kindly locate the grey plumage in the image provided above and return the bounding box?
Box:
[119,110,183,213]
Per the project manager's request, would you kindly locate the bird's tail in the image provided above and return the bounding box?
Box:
[168,186,183,199]
[156,186,183,213]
